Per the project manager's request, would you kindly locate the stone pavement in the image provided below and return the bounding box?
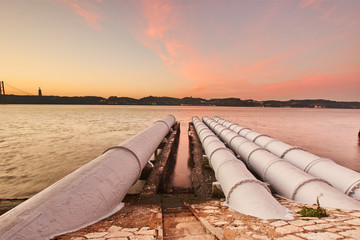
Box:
[53,195,163,240]
[188,196,360,240]
[54,194,360,240]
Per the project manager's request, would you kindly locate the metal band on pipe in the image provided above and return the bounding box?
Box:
[236,140,252,154]
[154,120,172,131]
[303,158,332,173]
[154,115,175,130]
[218,128,229,137]
[213,124,224,134]
[291,178,330,200]
[197,126,210,135]
[228,135,243,146]
[214,159,235,180]
[252,134,270,143]
[227,123,237,129]
[209,147,234,162]
[202,134,218,144]
[246,148,268,167]
[243,130,254,138]
[223,121,233,128]
[262,159,283,181]
[226,179,270,203]
[218,119,226,124]
[264,139,280,149]
[345,180,360,196]
[280,146,305,159]
[103,146,142,182]
[238,127,251,135]
[203,138,219,149]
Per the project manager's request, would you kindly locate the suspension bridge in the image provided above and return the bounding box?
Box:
[0,81,39,104]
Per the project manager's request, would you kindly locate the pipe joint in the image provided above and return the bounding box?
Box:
[218,128,229,137]
[154,119,172,131]
[229,135,243,146]
[209,147,234,162]
[280,146,305,158]
[262,158,283,181]
[243,130,255,138]
[264,139,281,149]
[226,179,270,204]
[246,147,268,168]
[252,134,270,143]
[197,126,210,135]
[345,179,360,196]
[238,127,251,135]
[202,134,218,144]
[291,178,330,200]
[103,146,142,182]
[303,158,333,173]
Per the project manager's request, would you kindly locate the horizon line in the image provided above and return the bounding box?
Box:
[3,93,360,103]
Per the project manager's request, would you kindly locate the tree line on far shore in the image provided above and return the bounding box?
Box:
[3,94,360,109]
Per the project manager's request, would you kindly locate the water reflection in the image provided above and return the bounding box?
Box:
[1,105,359,199]
[168,121,192,189]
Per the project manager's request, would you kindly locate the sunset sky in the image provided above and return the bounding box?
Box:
[1,0,359,101]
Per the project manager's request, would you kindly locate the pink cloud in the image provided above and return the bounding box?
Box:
[259,71,360,100]
[299,0,324,9]
[118,1,360,100]
[299,0,360,27]
[58,0,103,30]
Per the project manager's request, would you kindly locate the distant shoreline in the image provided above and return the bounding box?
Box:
[1,94,360,109]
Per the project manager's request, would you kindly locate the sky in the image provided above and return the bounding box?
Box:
[1,0,359,101]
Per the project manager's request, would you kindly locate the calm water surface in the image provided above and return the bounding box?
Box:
[0,105,359,199]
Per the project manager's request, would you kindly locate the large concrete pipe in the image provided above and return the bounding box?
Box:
[213,116,360,200]
[205,117,360,210]
[192,117,291,220]
[0,115,175,240]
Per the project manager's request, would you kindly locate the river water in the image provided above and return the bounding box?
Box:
[0,105,359,199]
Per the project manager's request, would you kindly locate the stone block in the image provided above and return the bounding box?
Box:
[303,223,333,231]
[122,227,139,232]
[84,232,108,239]
[339,229,360,239]
[129,236,155,240]
[271,221,288,227]
[275,225,303,234]
[108,225,123,232]
[275,236,303,240]
[288,220,315,227]
[344,218,360,226]
[296,232,342,240]
[106,231,134,238]
[213,221,229,227]
[136,229,156,235]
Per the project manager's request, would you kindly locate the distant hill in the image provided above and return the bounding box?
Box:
[2,94,360,109]
[4,95,105,105]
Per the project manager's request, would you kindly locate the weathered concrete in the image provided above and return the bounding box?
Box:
[53,194,360,240]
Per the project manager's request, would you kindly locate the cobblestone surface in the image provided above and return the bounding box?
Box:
[189,196,360,240]
[55,195,360,240]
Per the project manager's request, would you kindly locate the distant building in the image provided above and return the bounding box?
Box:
[38,87,42,96]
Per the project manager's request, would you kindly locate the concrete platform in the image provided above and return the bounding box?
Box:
[53,194,360,240]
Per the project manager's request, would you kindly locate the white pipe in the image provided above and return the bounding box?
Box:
[206,117,360,210]
[192,117,291,220]
[213,116,360,200]
[0,115,175,240]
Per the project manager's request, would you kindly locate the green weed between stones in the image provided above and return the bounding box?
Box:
[297,194,329,218]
